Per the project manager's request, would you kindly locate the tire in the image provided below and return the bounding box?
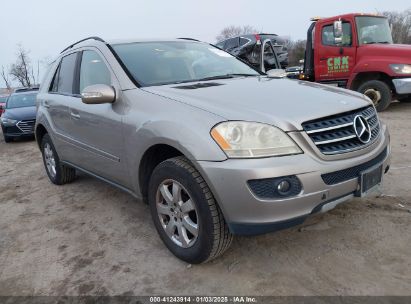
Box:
[148,156,232,264]
[357,80,392,111]
[3,135,12,143]
[41,134,76,185]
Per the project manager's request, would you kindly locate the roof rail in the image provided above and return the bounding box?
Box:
[61,36,106,53]
[177,37,200,42]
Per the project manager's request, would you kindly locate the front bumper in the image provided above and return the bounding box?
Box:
[393,78,411,94]
[196,126,391,235]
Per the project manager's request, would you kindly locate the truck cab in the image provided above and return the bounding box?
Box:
[303,13,411,111]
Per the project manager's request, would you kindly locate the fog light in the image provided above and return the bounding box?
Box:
[277,180,290,194]
[247,175,302,199]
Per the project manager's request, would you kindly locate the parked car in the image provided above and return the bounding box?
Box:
[286,66,303,79]
[1,88,38,143]
[216,33,289,70]
[0,95,8,116]
[36,37,390,263]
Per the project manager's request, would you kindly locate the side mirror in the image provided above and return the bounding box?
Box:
[81,84,115,104]
[334,20,343,45]
[266,69,287,78]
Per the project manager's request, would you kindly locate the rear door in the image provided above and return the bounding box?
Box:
[43,52,80,160]
[66,49,128,186]
[315,21,356,84]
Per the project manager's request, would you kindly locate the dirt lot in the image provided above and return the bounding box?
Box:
[0,102,410,296]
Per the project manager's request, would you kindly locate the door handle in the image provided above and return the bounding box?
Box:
[70,112,80,119]
[320,57,328,61]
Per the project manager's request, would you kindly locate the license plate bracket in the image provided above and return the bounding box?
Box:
[355,164,383,197]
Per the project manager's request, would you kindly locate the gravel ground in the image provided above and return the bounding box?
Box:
[0,101,410,296]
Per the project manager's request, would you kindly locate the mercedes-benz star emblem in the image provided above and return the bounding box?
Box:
[353,115,371,144]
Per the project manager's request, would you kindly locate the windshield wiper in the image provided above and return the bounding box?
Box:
[196,73,259,81]
[363,41,391,45]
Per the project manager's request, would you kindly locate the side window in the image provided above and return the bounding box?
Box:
[49,64,60,93]
[56,53,78,94]
[322,23,352,46]
[79,51,111,93]
[225,38,239,51]
[239,37,249,46]
[215,41,225,49]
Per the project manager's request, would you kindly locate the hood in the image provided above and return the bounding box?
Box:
[142,77,370,131]
[358,44,411,63]
[2,106,37,120]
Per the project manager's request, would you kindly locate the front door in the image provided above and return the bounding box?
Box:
[315,21,356,84]
[67,49,128,187]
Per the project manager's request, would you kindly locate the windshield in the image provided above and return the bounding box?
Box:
[356,16,393,45]
[112,41,260,86]
[6,93,37,109]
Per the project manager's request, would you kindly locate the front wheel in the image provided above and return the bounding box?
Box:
[148,156,232,264]
[357,80,392,111]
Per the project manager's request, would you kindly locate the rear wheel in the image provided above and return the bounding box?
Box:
[41,134,76,185]
[357,80,392,111]
[148,156,232,264]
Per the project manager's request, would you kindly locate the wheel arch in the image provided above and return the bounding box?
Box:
[138,143,186,203]
[35,123,48,148]
[349,71,395,93]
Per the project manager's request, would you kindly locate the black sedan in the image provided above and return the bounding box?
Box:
[1,89,38,143]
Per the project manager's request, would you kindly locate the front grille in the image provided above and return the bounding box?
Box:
[302,106,380,155]
[321,147,388,185]
[16,119,35,133]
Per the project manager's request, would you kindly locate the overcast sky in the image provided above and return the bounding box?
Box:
[1,0,410,87]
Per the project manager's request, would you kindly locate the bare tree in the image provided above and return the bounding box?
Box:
[9,45,36,87]
[381,9,411,44]
[216,25,259,42]
[286,40,307,66]
[1,66,12,89]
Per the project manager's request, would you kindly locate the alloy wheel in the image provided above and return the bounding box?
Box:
[44,143,57,178]
[156,179,199,248]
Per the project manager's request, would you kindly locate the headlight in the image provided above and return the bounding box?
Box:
[390,64,411,75]
[211,121,302,158]
[1,117,18,126]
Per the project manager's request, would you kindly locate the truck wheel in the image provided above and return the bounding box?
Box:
[3,135,12,143]
[148,156,232,264]
[41,134,76,185]
[357,80,392,111]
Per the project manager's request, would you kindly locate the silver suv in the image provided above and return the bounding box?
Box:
[36,37,391,263]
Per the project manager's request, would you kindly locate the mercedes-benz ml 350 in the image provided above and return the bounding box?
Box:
[35,37,391,263]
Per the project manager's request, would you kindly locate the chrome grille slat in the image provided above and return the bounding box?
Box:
[315,135,357,145]
[306,122,353,134]
[16,119,35,133]
[302,106,380,155]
